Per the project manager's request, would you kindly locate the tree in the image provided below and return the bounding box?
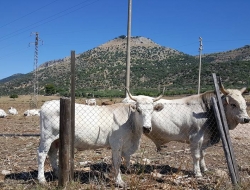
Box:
[45,84,56,96]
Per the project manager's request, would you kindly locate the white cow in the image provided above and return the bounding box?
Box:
[85,98,96,105]
[8,107,18,115]
[0,109,7,118]
[23,109,40,116]
[37,90,164,187]
[145,82,250,177]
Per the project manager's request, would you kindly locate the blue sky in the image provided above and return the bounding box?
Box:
[0,0,250,80]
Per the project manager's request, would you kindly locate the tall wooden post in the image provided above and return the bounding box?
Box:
[70,50,75,181]
[58,98,71,187]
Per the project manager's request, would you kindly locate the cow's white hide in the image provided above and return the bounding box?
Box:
[145,87,250,177]
[37,93,164,187]
[24,109,40,116]
[85,98,96,105]
[0,109,7,118]
[8,107,18,115]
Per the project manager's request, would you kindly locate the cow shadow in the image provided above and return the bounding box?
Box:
[4,163,192,184]
[4,170,56,182]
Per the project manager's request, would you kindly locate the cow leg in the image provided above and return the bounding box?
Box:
[190,143,202,177]
[48,139,59,178]
[37,139,54,184]
[112,149,125,187]
[122,153,131,169]
[122,153,131,174]
[200,149,208,172]
[151,140,162,152]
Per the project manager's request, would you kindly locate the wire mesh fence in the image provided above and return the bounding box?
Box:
[0,91,250,189]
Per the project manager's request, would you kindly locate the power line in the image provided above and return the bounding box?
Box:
[0,0,59,29]
[0,0,102,42]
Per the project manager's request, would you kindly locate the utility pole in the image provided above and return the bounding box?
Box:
[125,0,132,97]
[197,37,203,95]
[29,32,43,108]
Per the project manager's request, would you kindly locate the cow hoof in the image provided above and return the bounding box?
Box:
[201,168,208,173]
[38,178,47,185]
[195,173,203,178]
[115,180,126,188]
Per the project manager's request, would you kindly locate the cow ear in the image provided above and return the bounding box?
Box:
[154,103,164,112]
[130,104,136,112]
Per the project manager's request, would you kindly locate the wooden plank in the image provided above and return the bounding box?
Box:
[58,98,71,187]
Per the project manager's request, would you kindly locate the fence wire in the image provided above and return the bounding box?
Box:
[1,96,250,189]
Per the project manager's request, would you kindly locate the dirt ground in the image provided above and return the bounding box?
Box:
[0,95,250,189]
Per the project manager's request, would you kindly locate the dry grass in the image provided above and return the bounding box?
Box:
[0,95,250,189]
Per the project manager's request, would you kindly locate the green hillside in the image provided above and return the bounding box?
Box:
[0,36,249,97]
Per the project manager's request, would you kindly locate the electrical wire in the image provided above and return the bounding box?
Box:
[0,0,102,42]
[0,0,59,29]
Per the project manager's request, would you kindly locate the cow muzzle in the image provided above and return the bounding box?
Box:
[243,118,250,123]
[143,126,152,134]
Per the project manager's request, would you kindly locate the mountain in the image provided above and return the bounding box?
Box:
[202,45,250,63]
[0,73,25,84]
[0,36,249,97]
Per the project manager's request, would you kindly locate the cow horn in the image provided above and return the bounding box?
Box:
[153,87,165,102]
[125,87,137,101]
[240,87,247,94]
[218,77,229,95]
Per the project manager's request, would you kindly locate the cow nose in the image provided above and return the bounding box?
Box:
[244,118,250,123]
[143,126,152,134]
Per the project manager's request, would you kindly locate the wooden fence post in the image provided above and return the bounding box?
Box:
[58,97,71,187]
[70,50,75,181]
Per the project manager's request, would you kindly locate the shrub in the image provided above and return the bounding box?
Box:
[9,94,18,99]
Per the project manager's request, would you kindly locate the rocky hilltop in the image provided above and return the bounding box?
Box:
[0,36,249,96]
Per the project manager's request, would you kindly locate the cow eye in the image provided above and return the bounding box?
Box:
[231,104,236,108]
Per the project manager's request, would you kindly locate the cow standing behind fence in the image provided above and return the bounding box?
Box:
[145,84,250,177]
[37,90,164,187]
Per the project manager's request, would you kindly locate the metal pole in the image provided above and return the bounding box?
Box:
[212,73,240,184]
[125,0,132,97]
[30,32,39,108]
[197,37,203,94]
